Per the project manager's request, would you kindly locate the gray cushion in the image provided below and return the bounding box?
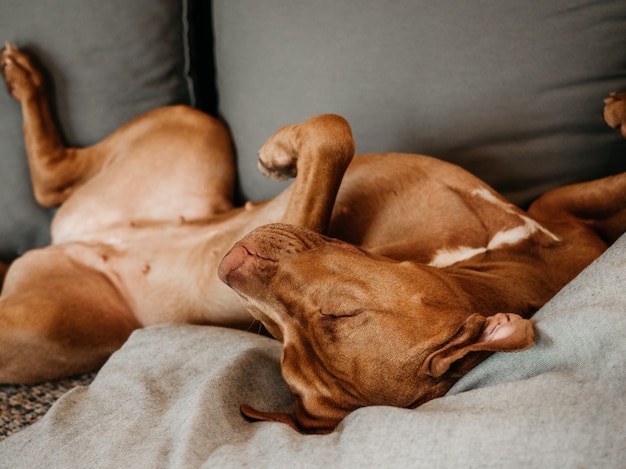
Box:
[0,0,194,261]
[213,0,626,206]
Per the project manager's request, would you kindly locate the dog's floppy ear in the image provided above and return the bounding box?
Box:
[240,404,301,432]
[424,313,535,378]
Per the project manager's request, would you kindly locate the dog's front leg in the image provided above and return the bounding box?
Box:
[257,114,355,234]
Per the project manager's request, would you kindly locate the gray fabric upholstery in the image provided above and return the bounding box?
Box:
[0,0,193,261]
[213,0,626,206]
[1,234,624,468]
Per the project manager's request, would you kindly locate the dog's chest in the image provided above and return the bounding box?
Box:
[333,182,559,266]
[427,189,559,267]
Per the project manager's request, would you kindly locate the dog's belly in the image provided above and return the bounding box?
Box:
[52,223,255,328]
[51,186,218,246]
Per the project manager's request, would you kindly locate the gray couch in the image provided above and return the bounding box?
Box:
[1,1,625,467]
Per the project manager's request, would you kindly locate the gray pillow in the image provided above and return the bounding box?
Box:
[213,0,626,206]
[0,0,195,262]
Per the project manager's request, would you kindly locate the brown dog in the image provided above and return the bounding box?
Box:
[221,98,626,433]
[1,43,625,431]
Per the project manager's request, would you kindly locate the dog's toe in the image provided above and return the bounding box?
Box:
[603,92,626,137]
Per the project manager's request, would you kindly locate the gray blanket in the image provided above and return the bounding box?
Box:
[1,234,624,468]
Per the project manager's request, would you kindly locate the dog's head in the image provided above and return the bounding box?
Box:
[219,223,534,434]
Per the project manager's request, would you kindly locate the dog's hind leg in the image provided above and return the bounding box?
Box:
[257,114,355,233]
[563,93,626,242]
[528,93,626,243]
[0,42,111,207]
[2,43,236,221]
[0,248,140,383]
[528,172,626,244]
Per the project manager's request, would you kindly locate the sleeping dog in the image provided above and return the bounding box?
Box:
[2,43,625,433]
[222,95,626,433]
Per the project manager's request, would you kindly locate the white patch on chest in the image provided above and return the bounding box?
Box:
[429,246,488,268]
[428,188,560,268]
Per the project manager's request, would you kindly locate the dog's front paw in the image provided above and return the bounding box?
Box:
[1,42,45,102]
[257,115,355,182]
[257,124,300,181]
[603,92,626,138]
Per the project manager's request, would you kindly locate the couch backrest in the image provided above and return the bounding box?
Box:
[212,0,626,205]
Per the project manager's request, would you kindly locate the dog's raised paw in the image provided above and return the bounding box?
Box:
[257,150,298,181]
[257,126,300,181]
[1,42,44,102]
[603,92,626,138]
[256,114,354,182]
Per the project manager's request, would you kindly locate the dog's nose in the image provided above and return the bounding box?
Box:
[218,242,251,286]
[219,223,330,289]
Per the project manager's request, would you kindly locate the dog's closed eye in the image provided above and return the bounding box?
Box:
[319,308,364,318]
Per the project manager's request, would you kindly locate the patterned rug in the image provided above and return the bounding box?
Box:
[0,372,96,441]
